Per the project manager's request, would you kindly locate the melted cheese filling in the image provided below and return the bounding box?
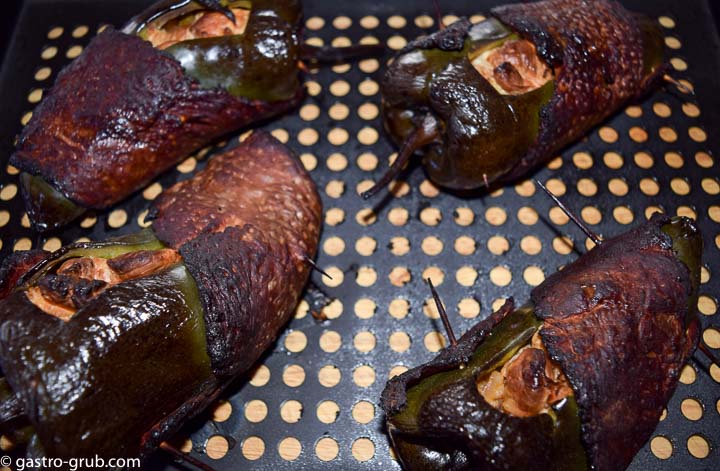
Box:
[472,39,553,95]
[145,8,250,50]
[26,249,181,321]
[477,330,573,417]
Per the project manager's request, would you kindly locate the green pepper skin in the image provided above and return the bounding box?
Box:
[11,0,305,231]
[0,262,212,458]
[0,131,322,460]
[379,0,666,192]
[384,303,587,471]
[148,131,322,377]
[382,215,701,471]
[0,231,213,459]
[383,18,555,190]
[163,1,301,102]
[18,174,86,233]
[391,305,541,432]
[395,306,586,471]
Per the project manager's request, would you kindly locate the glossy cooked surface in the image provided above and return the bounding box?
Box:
[381,215,701,470]
[0,132,322,459]
[0,261,213,458]
[382,302,587,471]
[381,0,665,190]
[493,0,665,182]
[0,1,718,469]
[382,18,552,189]
[11,29,302,211]
[163,8,301,102]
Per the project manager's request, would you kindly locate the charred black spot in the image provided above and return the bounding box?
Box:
[70,279,108,307]
[38,275,73,302]
[403,18,472,53]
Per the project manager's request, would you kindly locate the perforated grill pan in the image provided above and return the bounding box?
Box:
[0,1,718,469]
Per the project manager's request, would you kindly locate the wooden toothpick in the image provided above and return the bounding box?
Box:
[303,255,333,280]
[535,179,603,246]
[426,278,457,348]
[663,74,695,95]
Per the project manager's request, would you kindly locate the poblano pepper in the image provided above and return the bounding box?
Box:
[0,131,322,461]
[382,215,702,471]
[11,0,377,231]
[363,0,666,198]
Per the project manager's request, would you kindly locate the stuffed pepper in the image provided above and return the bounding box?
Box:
[363,0,665,198]
[0,131,322,460]
[382,214,701,471]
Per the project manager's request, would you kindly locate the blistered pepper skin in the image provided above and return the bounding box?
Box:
[10,0,304,231]
[0,132,322,460]
[149,131,323,377]
[380,0,665,191]
[382,215,701,471]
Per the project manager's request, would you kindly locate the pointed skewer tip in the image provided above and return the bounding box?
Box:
[426,278,458,348]
[303,256,333,280]
[432,0,445,30]
[534,179,603,246]
[698,342,719,369]
[663,74,695,96]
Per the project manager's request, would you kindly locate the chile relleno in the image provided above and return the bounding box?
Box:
[366,0,665,198]
[382,215,701,471]
[0,132,321,459]
[11,0,358,231]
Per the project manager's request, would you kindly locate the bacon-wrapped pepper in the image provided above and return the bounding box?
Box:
[0,131,322,460]
[11,0,372,231]
[381,214,702,471]
[364,0,665,198]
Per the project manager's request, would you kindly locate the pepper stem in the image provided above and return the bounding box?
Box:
[160,442,218,471]
[361,115,440,200]
[426,278,457,348]
[535,179,603,246]
[300,44,384,65]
